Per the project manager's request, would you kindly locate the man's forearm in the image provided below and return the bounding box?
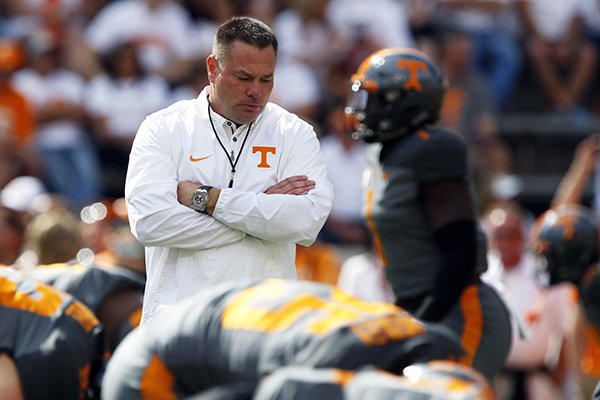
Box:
[212,188,330,244]
[128,190,246,250]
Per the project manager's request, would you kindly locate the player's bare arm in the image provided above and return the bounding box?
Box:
[0,353,24,400]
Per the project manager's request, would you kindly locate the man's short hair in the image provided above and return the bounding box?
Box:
[213,16,278,63]
[24,208,82,264]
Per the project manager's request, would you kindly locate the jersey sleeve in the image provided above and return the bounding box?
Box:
[414,130,469,184]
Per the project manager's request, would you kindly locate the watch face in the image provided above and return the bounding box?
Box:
[191,188,209,212]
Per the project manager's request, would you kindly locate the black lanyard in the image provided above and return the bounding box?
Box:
[207,101,253,188]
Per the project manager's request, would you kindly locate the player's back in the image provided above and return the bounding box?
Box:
[0,267,105,399]
[102,279,464,399]
[253,362,496,400]
[27,262,145,351]
[27,262,144,311]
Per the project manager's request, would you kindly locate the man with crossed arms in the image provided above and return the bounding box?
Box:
[125,16,333,326]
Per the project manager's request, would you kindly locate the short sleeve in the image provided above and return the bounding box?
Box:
[414,129,469,183]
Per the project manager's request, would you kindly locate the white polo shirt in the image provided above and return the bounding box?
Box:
[125,87,334,325]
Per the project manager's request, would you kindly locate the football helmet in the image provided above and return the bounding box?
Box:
[401,361,496,399]
[345,47,446,143]
[530,204,599,285]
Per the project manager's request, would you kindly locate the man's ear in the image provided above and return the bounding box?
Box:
[206,55,218,81]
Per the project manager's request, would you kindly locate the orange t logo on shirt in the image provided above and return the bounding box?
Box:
[252,146,276,168]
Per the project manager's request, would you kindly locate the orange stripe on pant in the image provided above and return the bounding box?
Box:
[364,188,388,267]
[458,284,483,367]
[141,354,176,400]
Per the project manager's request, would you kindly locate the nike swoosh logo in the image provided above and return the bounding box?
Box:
[189,154,212,162]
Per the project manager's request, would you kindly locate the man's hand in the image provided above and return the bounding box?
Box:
[177,181,199,209]
[265,175,315,195]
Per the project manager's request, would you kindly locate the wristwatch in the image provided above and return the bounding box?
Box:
[191,185,213,213]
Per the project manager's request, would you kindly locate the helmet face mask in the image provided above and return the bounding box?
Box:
[345,89,370,140]
[530,205,600,285]
[345,47,446,143]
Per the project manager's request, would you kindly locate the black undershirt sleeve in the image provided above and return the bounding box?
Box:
[415,219,477,322]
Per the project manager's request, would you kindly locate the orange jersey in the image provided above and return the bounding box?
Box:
[0,85,35,143]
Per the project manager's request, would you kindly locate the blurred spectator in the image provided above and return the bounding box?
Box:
[337,245,395,303]
[270,0,342,122]
[0,40,32,141]
[170,60,209,102]
[12,29,103,210]
[515,0,598,116]
[79,198,146,275]
[0,206,24,266]
[438,0,522,109]
[7,0,83,28]
[85,40,170,198]
[0,1,15,37]
[321,1,414,107]
[271,61,322,125]
[546,133,600,210]
[406,0,443,59]
[78,201,115,257]
[0,38,39,188]
[84,0,195,84]
[0,175,58,225]
[0,175,48,219]
[548,133,600,399]
[0,0,64,38]
[272,0,341,73]
[295,242,342,285]
[240,0,279,25]
[101,223,146,275]
[482,200,580,400]
[577,318,600,399]
[579,0,600,115]
[183,0,236,60]
[3,0,109,79]
[318,104,370,247]
[22,207,82,265]
[435,27,513,211]
[326,0,415,50]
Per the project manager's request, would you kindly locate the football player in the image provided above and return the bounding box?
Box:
[253,361,496,400]
[101,279,466,399]
[530,203,600,399]
[26,261,145,353]
[0,267,105,399]
[530,204,600,328]
[344,47,511,380]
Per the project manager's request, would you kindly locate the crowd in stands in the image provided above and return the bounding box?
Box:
[3,0,600,399]
[1,0,600,210]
